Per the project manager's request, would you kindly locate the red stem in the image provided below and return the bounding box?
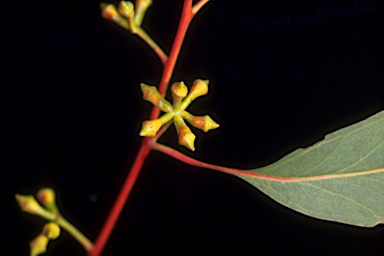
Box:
[152,142,241,176]
[149,0,192,120]
[89,1,194,255]
[89,139,150,256]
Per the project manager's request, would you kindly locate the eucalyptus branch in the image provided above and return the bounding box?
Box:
[17,1,213,255]
[90,1,210,255]
[15,1,384,255]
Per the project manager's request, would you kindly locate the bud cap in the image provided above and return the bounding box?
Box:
[118,1,135,19]
[43,222,61,240]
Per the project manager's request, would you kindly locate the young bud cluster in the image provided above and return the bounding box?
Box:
[101,0,153,31]
[100,3,129,29]
[16,189,62,256]
[139,79,219,151]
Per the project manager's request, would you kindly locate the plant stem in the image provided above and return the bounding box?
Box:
[133,26,168,64]
[151,121,172,143]
[152,142,384,183]
[150,0,193,120]
[151,142,241,176]
[89,139,151,256]
[57,216,93,252]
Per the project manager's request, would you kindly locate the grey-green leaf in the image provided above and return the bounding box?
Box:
[236,110,384,227]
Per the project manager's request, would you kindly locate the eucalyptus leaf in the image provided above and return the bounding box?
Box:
[236,110,384,227]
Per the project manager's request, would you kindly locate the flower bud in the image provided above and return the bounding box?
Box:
[118,1,135,19]
[37,188,58,213]
[100,3,129,29]
[30,234,49,256]
[42,222,61,240]
[173,115,196,151]
[181,79,209,110]
[140,120,162,137]
[141,83,173,112]
[140,112,174,137]
[15,194,43,215]
[16,194,55,221]
[171,81,188,111]
[171,81,188,100]
[182,111,219,132]
[135,0,153,26]
[190,79,209,97]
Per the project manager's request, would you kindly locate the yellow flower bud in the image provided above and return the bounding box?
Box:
[15,194,43,215]
[140,112,174,137]
[15,194,55,221]
[30,234,49,256]
[100,3,129,29]
[140,120,162,137]
[173,115,196,151]
[190,79,209,97]
[37,188,58,213]
[181,79,209,110]
[171,81,188,100]
[118,1,135,19]
[171,81,188,111]
[42,222,61,240]
[182,111,219,132]
[140,83,173,112]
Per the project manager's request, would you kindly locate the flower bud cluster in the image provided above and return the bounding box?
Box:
[100,0,152,30]
[16,188,61,256]
[140,79,219,151]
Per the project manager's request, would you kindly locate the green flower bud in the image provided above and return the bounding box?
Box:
[134,0,153,26]
[30,234,49,256]
[118,1,135,19]
[181,79,209,110]
[173,115,196,151]
[182,111,219,132]
[141,83,173,112]
[42,222,61,240]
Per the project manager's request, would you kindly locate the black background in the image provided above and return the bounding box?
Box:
[1,0,384,255]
